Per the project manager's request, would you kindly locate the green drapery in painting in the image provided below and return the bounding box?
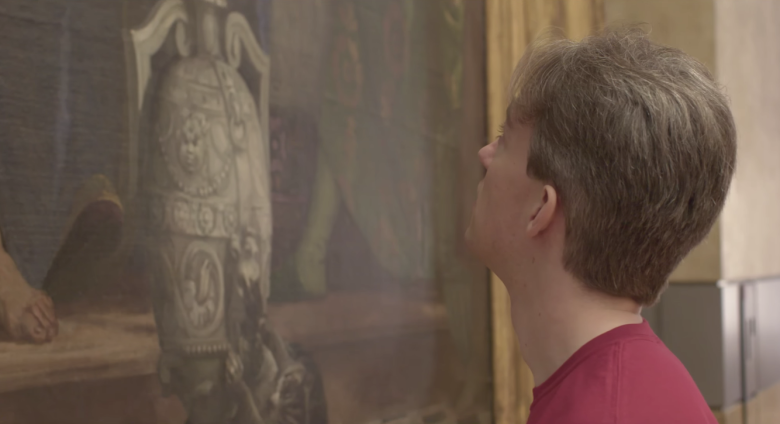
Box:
[318,0,466,282]
[315,1,488,410]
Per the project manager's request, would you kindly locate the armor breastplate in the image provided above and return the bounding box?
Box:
[146,48,265,355]
[130,3,325,423]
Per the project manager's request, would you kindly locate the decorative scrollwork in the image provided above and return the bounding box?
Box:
[129,0,192,112]
[225,13,261,70]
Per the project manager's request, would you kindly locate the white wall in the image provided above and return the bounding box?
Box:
[717,0,780,281]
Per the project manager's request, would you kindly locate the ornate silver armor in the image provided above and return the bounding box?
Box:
[126,1,325,422]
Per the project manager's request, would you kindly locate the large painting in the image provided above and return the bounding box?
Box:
[0,1,490,423]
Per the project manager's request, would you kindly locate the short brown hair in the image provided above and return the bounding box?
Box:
[507,26,736,305]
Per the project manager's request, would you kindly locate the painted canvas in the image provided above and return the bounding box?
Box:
[0,1,490,423]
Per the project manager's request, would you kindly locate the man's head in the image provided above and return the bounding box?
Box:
[466,27,736,306]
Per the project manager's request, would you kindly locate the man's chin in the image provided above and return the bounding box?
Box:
[464,224,484,261]
[464,220,476,246]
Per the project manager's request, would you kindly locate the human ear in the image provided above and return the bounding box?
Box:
[527,185,558,237]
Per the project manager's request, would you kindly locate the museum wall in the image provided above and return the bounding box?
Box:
[716,0,780,281]
[717,1,780,422]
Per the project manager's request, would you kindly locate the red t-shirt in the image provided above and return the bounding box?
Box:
[528,320,717,424]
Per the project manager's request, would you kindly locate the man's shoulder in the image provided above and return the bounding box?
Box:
[529,334,717,424]
[615,337,717,422]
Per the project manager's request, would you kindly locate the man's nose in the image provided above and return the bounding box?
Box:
[479,139,497,169]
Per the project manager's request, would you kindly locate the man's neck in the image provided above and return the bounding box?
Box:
[504,271,643,386]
